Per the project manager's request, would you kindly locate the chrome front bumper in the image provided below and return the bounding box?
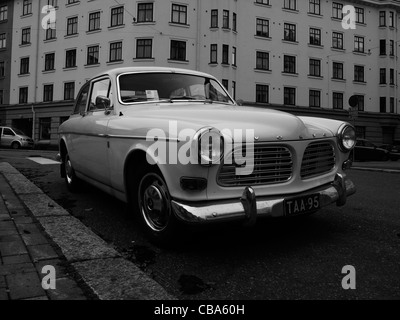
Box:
[171,173,356,225]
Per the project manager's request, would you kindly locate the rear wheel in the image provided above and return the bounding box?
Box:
[11,142,20,149]
[64,153,81,192]
[134,165,180,244]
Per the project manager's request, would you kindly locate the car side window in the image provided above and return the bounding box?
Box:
[3,128,14,136]
[73,83,90,115]
[89,78,111,112]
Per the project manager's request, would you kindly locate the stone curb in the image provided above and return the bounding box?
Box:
[0,162,175,300]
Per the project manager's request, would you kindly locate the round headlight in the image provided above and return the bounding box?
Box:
[338,125,356,152]
[196,128,224,166]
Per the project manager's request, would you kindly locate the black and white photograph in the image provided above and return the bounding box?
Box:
[0,0,399,310]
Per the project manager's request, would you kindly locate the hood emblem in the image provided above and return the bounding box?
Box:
[254,136,259,141]
[313,134,317,138]
[277,136,283,140]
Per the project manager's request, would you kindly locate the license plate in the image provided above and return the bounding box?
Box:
[284,194,320,216]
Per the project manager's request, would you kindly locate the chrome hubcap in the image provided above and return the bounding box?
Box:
[139,173,171,232]
[65,158,73,184]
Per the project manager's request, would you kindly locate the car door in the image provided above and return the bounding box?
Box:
[2,127,16,147]
[72,77,113,186]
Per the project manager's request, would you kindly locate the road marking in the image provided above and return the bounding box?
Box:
[27,157,61,165]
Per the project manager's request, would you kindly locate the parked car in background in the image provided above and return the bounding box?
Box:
[352,138,390,161]
[379,141,400,161]
[58,67,356,243]
[0,126,34,149]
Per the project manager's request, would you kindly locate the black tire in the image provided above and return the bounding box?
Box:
[64,153,81,192]
[11,142,20,149]
[381,154,389,161]
[133,165,180,245]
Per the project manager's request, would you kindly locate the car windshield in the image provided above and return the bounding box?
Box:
[13,128,26,136]
[118,72,234,105]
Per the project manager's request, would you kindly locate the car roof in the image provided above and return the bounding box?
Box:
[91,67,216,81]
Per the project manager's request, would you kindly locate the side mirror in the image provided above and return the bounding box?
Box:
[236,99,244,106]
[95,95,111,110]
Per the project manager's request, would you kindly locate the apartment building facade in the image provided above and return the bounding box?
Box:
[0,0,400,146]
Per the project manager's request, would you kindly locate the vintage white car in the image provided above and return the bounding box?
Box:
[58,67,356,243]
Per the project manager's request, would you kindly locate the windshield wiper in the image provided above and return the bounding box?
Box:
[169,96,197,101]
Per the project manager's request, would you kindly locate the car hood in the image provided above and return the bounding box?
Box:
[115,103,342,142]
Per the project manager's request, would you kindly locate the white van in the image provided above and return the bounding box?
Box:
[0,126,34,149]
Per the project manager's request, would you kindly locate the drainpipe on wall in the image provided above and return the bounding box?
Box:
[31,104,35,140]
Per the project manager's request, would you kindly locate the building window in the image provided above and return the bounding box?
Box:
[354,95,364,111]
[19,87,28,104]
[256,0,270,5]
[211,10,218,28]
[256,18,269,38]
[111,6,124,27]
[0,5,8,21]
[256,51,269,70]
[354,36,364,53]
[232,81,236,100]
[355,126,365,139]
[0,61,4,77]
[283,55,296,74]
[232,13,237,32]
[256,84,269,103]
[284,0,296,10]
[332,32,343,49]
[380,97,386,113]
[380,39,386,55]
[390,40,394,56]
[21,28,31,45]
[47,0,57,7]
[354,65,364,82]
[0,90,3,105]
[67,0,79,4]
[136,39,152,59]
[309,59,321,77]
[137,3,153,23]
[389,11,395,27]
[284,23,296,42]
[67,17,78,36]
[222,79,228,90]
[332,62,344,80]
[222,45,229,64]
[89,12,101,31]
[44,53,55,71]
[355,7,364,24]
[333,92,343,109]
[390,97,395,113]
[284,87,296,105]
[379,11,386,27]
[20,57,29,75]
[210,44,217,63]
[309,0,320,15]
[171,4,187,25]
[109,41,122,62]
[64,82,75,100]
[22,0,32,16]
[223,10,229,29]
[170,40,186,61]
[390,68,395,85]
[309,90,321,107]
[87,45,99,65]
[43,84,53,102]
[65,49,77,68]
[39,118,51,140]
[332,2,343,19]
[232,46,237,66]
[309,28,321,46]
[0,33,5,48]
[46,25,56,40]
[380,68,386,84]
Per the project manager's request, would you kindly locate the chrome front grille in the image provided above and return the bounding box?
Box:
[217,144,293,187]
[301,141,335,179]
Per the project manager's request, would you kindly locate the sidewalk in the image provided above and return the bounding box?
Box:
[352,160,400,173]
[0,162,174,300]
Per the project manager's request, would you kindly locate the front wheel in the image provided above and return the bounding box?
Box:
[136,168,180,244]
[11,142,20,149]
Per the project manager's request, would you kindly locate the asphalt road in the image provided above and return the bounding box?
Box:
[1,148,399,300]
